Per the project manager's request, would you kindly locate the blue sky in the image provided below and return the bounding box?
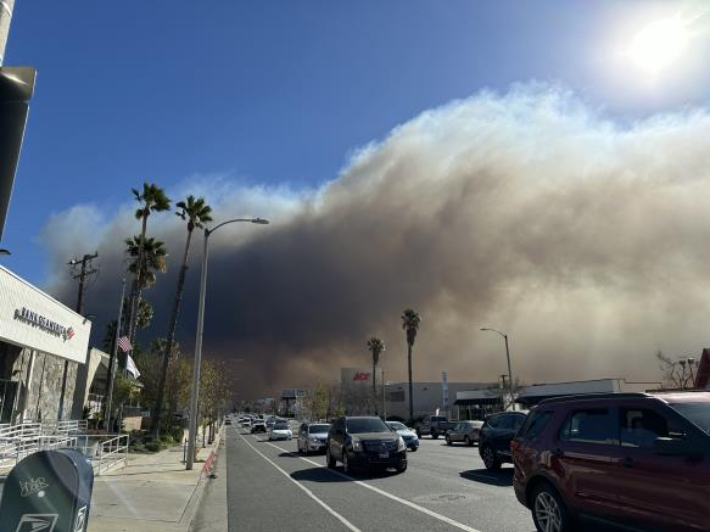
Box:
[4,0,710,285]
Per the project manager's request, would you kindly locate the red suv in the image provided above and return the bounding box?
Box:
[511,392,710,532]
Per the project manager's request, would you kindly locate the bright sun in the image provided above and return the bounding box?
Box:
[626,18,690,75]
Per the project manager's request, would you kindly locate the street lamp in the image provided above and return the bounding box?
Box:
[480,327,515,410]
[186,217,269,470]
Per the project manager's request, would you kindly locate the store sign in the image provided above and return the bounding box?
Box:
[352,372,371,382]
[14,307,75,341]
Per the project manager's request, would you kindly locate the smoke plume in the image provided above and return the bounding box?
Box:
[40,84,710,397]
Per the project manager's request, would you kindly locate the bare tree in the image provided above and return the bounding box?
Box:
[656,351,696,389]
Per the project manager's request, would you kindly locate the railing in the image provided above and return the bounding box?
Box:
[96,434,129,475]
[0,420,126,476]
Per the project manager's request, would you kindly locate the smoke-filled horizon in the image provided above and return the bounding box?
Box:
[40,84,710,398]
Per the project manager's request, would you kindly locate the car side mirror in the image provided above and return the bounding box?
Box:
[653,437,691,456]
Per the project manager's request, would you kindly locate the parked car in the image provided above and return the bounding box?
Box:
[251,420,267,433]
[326,416,407,474]
[511,392,710,532]
[478,410,528,470]
[297,422,331,454]
[386,421,419,451]
[267,420,292,441]
[445,420,484,446]
[415,415,449,439]
[240,417,252,428]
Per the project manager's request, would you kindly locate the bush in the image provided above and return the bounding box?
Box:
[159,434,174,445]
[170,427,185,443]
[145,441,161,452]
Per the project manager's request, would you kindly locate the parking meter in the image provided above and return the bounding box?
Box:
[0,449,94,532]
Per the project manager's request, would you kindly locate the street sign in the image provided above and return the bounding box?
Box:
[0,449,94,532]
[0,66,36,240]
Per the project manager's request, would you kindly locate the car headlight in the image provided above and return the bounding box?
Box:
[351,439,363,452]
[397,437,406,451]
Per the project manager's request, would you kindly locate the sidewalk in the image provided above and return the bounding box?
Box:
[88,429,221,532]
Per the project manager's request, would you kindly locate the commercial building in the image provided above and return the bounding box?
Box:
[384,381,495,420]
[0,266,91,423]
[515,378,662,407]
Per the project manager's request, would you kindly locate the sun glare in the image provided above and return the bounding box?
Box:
[626,18,689,75]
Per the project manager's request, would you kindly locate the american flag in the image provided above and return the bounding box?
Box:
[117,336,132,353]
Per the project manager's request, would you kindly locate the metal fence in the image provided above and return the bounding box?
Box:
[0,419,126,476]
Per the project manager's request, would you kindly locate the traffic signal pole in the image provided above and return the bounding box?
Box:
[0,0,16,66]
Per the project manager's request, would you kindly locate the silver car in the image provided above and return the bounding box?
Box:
[297,422,331,454]
[445,420,484,446]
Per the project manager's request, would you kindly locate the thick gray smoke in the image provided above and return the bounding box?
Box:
[40,85,710,396]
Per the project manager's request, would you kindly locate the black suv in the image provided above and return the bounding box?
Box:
[478,410,528,470]
[326,416,408,474]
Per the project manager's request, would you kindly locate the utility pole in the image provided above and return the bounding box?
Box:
[58,252,98,419]
[0,0,16,66]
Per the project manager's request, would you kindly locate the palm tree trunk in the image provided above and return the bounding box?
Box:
[408,344,414,421]
[372,359,377,414]
[128,214,149,345]
[153,229,193,435]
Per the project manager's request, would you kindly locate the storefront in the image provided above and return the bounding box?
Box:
[0,266,91,423]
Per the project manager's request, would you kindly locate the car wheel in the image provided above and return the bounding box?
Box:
[465,436,472,447]
[446,436,452,446]
[531,483,571,532]
[481,445,502,471]
[432,432,439,440]
[326,447,336,469]
[416,429,421,438]
[395,461,408,473]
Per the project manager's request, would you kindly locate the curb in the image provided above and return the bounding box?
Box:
[179,425,224,529]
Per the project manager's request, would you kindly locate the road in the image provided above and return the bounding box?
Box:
[225,423,535,532]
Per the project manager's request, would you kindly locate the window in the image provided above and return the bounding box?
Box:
[620,408,672,449]
[486,416,500,429]
[670,402,710,433]
[520,410,553,440]
[513,415,526,431]
[498,415,517,430]
[560,409,616,445]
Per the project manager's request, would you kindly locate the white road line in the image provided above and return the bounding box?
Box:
[236,430,362,532]
[257,438,483,532]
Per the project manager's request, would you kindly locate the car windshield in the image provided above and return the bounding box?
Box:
[346,418,390,434]
[387,422,407,431]
[309,424,331,434]
[274,423,288,430]
[670,402,710,432]
[431,416,447,422]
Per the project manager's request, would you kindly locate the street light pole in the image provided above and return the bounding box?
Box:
[186,217,269,470]
[480,328,514,410]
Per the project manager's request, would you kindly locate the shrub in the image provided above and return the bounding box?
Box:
[145,441,160,452]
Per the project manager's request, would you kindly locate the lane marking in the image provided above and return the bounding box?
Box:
[254,436,483,532]
[236,430,361,532]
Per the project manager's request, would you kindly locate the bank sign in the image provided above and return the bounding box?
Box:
[14,307,75,341]
[0,267,90,364]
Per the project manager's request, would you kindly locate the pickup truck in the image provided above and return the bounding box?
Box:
[415,415,449,439]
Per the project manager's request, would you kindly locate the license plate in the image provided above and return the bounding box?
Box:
[379,452,389,458]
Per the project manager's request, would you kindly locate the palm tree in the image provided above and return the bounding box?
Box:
[401,308,421,421]
[153,195,212,435]
[124,236,168,291]
[367,337,385,399]
[126,183,171,345]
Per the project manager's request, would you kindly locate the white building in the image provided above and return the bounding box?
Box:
[0,266,91,423]
[384,381,495,420]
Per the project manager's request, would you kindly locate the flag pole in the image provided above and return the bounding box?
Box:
[105,279,125,433]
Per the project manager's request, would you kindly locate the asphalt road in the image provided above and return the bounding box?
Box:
[226,423,536,532]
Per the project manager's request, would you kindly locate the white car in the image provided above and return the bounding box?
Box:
[386,421,420,451]
[268,421,292,441]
